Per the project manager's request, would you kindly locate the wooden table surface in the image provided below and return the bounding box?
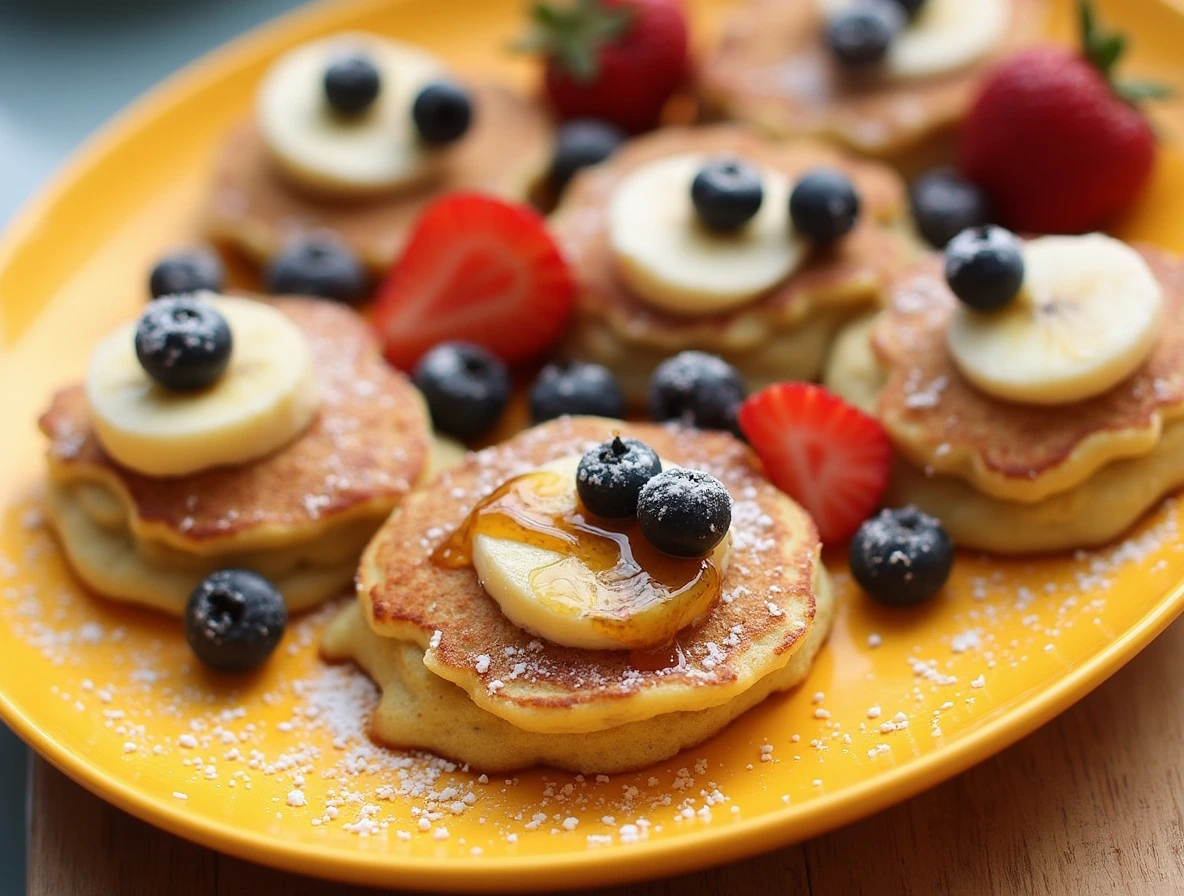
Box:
[28,616,1184,896]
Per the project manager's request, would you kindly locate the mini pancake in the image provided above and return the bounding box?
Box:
[354,416,828,735]
[550,125,911,401]
[204,82,554,271]
[40,297,436,614]
[697,0,1047,162]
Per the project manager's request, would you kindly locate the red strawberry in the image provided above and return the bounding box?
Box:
[520,0,689,133]
[959,2,1168,234]
[372,194,575,371]
[737,383,891,545]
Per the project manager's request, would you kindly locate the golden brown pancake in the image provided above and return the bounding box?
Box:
[204,82,554,271]
[550,125,911,400]
[356,416,826,735]
[697,0,1047,161]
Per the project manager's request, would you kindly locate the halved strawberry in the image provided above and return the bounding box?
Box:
[737,382,891,545]
[372,194,576,370]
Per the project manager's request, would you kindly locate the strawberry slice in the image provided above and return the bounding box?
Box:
[373,194,576,370]
[737,382,891,545]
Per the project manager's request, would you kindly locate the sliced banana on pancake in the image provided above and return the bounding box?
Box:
[471,455,732,651]
[608,153,806,315]
[948,234,1163,406]
[87,296,320,477]
[258,33,446,196]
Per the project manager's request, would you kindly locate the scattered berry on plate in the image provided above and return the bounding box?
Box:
[910,167,994,249]
[647,350,747,434]
[825,3,903,68]
[265,235,369,305]
[529,360,626,423]
[691,159,764,234]
[412,341,510,440]
[323,51,382,116]
[849,506,954,607]
[135,296,232,392]
[959,2,1167,234]
[148,246,225,299]
[789,169,861,244]
[637,467,732,558]
[550,118,626,193]
[373,193,575,370]
[737,382,891,544]
[184,569,287,672]
[944,225,1024,312]
[520,0,689,133]
[412,80,473,145]
[576,435,662,518]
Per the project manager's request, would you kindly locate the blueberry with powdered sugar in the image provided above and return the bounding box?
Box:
[576,435,662,518]
[647,351,747,435]
[185,569,287,671]
[529,360,626,423]
[849,505,953,606]
[135,295,232,392]
[637,468,732,558]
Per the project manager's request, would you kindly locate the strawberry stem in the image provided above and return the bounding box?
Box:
[516,0,636,84]
[1078,0,1173,104]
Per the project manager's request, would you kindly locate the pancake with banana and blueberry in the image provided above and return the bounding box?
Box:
[824,229,1184,553]
[40,294,461,615]
[204,32,554,274]
[549,125,912,403]
[321,416,833,774]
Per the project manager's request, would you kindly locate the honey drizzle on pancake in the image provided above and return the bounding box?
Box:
[433,470,721,659]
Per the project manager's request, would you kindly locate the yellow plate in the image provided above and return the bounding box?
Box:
[4,0,1184,891]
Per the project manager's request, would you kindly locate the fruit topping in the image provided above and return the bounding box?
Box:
[185,569,287,672]
[575,435,662,517]
[413,341,510,440]
[323,51,382,116]
[373,194,575,370]
[648,350,747,434]
[909,167,993,249]
[549,118,626,193]
[149,246,225,299]
[519,0,689,133]
[789,169,860,244]
[690,159,765,234]
[266,235,370,305]
[943,225,1024,312]
[737,382,891,544]
[825,3,903,68]
[849,506,953,606]
[134,296,232,392]
[412,80,474,145]
[529,360,626,423]
[637,468,732,558]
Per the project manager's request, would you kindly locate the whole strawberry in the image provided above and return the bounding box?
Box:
[520,0,689,133]
[959,1,1168,234]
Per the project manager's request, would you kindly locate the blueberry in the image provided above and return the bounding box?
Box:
[550,119,626,193]
[184,569,287,672]
[910,168,993,249]
[691,159,765,233]
[944,225,1024,312]
[135,296,232,392]
[789,168,861,244]
[849,506,953,607]
[323,52,381,116]
[576,436,662,518]
[412,81,473,146]
[149,246,225,299]
[637,468,732,558]
[266,236,369,305]
[826,3,903,67]
[412,342,510,440]
[648,351,747,434]
[529,361,626,423]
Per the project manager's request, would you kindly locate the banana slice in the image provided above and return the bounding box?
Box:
[819,0,1011,80]
[87,296,320,477]
[608,154,806,315]
[948,234,1163,406]
[258,33,446,196]
[471,455,732,650]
